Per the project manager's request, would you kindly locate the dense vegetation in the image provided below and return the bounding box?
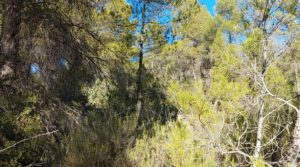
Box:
[0,0,299,166]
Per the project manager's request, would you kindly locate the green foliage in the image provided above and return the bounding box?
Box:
[168,80,211,115]
[242,29,264,58]
[265,66,293,99]
[0,0,299,166]
[63,112,135,167]
[84,79,109,108]
[127,121,218,167]
[252,157,267,167]
[210,31,250,113]
[0,93,56,166]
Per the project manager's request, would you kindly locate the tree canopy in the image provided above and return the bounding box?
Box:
[0,0,299,166]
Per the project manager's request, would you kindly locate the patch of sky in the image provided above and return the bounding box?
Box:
[235,34,247,44]
[58,57,70,70]
[224,32,247,44]
[31,63,40,74]
[31,57,70,74]
[130,56,140,62]
[165,26,175,44]
[272,35,292,55]
[197,0,216,16]
[126,0,216,62]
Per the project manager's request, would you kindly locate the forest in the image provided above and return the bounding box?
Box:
[0,0,299,166]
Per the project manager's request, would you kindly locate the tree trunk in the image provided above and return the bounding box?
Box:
[285,36,300,167]
[294,53,299,97]
[135,3,146,121]
[254,103,265,159]
[136,48,144,119]
[287,112,300,167]
[0,0,22,79]
[254,35,268,160]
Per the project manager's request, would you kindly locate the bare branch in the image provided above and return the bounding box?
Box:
[253,66,299,114]
[0,130,59,153]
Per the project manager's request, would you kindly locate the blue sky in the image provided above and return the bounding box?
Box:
[126,0,217,40]
[199,0,216,16]
[127,0,217,61]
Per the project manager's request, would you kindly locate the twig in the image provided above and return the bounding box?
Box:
[0,130,59,153]
[252,65,299,114]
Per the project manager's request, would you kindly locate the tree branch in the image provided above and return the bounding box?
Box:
[253,66,299,114]
[0,130,59,153]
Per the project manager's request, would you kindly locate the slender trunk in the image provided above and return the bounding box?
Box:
[136,47,144,119]
[294,54,299,96]
[254,35,268,160]
[135,3,146,121]
[254,103,265,159]
[287,111,300,167]
[0,0,22,79]
[286,56,300,167]
[287,41,300,167]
